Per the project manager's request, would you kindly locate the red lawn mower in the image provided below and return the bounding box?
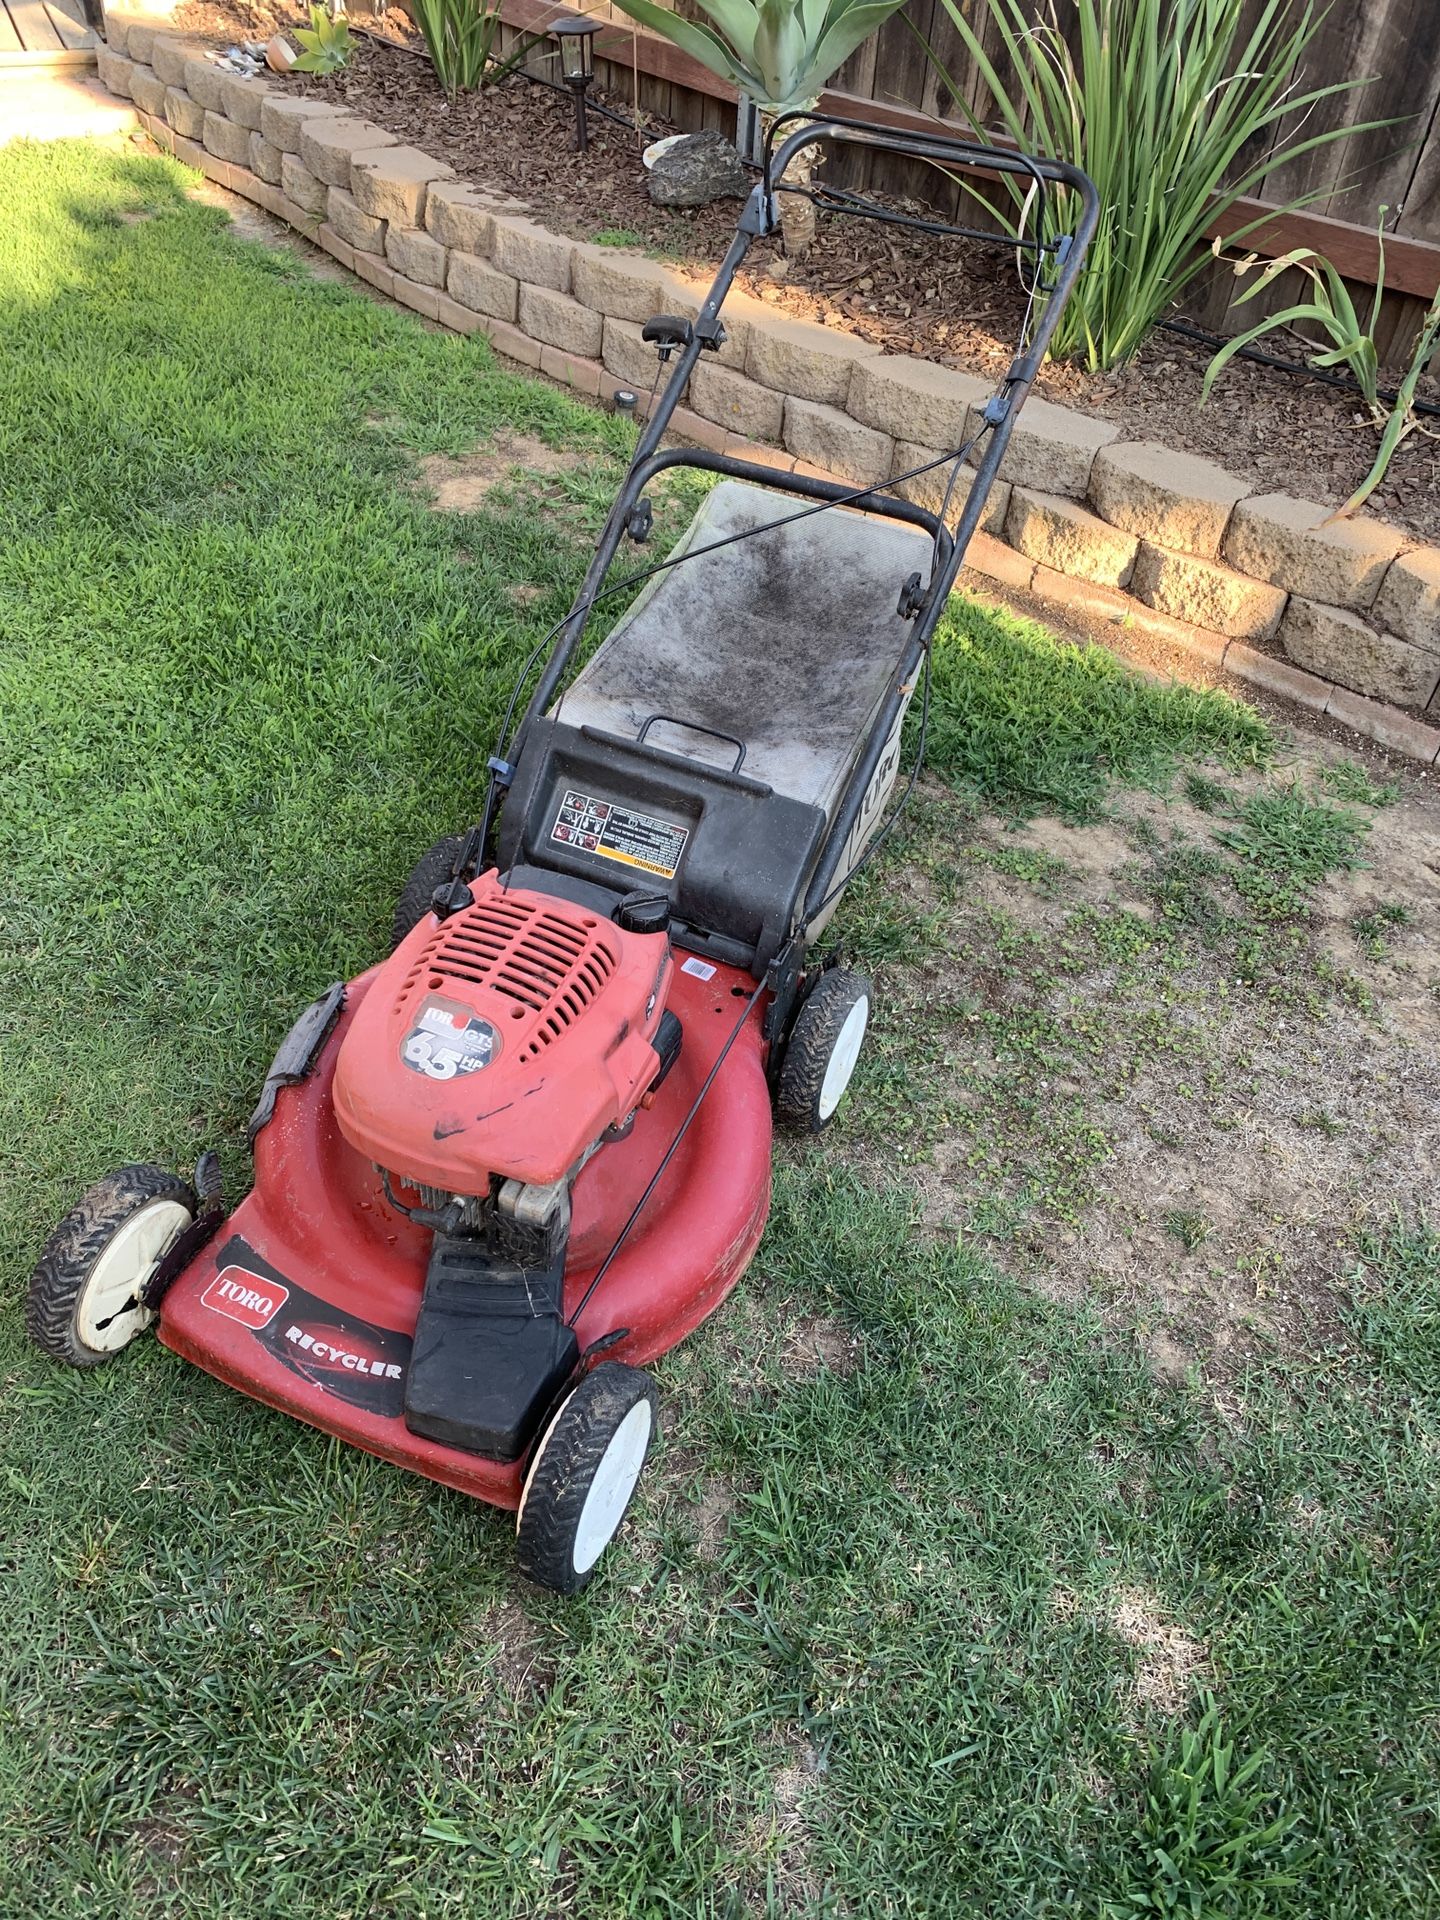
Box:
[25,118,1095,1593]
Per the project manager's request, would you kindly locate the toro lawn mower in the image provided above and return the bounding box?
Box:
[26,117,1096,1594]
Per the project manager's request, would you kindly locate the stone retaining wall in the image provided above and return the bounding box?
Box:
[98,14,1440,767]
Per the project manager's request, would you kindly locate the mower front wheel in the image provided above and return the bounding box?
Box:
[391,834,465,950]
[516,1363,658,1595]
[26,1164,197,1368]
[774,967,871,1133]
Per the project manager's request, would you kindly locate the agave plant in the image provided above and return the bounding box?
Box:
[608,0,909,251]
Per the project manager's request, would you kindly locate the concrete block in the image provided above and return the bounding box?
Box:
[540,345,603,397]
[217,71,271,130]
[202,109,252,166]
[745,310,881,407]
[448,250,519,323]
[783,396,892,485]
[95,45,136,98]
[1373,545,1440,653]
[571,246,670,322]
[849,355,988,448]
[353,250,396,299]
[299,116,397,188]
[129,64,167,117]
[486,320,545,370]
[313,222,355,271]
[1131,542,1286,640]
[1326,687,1440,763]
[978,395,1118,496]
[327,184,385,254]
[385,224,447,287]
[519,283,603,359]
[279,152,328,217]
[391,272,442,323]
[963,531,1036,593]
[433,289,490,336]
[425,179,496,255]
[162,86,203,138]
[248,131,283,186]
[689,361,784,442]
[890,441,1008,534]
[349,144,453,228]
[1224,643,1333,715]
[181,53,227,112]
[1005,486,1139,587]
[601,316,660,391]
[150,32,196,86]
[1090,440,1250,558]
[1222,492,1406,609]
[259,93,347,153]
[1279,597,1440,707]
[492,216,572,293]
[122,17,160,61]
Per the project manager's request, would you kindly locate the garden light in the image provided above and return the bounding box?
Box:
[547,11,601,152]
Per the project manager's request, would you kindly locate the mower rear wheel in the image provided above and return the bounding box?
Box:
[26,1164,197,1368]
[391,834,465,950]
[774,967,871,1133]
[516,1363,658,1595]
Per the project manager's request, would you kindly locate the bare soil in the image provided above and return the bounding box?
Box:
[174,0,1439,540]
[855,708,1440,1386]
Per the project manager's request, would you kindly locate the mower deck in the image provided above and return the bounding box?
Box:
[158,956,772,1507]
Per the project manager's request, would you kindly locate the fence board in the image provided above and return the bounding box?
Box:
[1257,0,1440,228]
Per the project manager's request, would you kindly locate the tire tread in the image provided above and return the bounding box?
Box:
[26,1164,196,1367]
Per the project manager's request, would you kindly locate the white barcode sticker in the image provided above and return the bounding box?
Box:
[680,956,717,981]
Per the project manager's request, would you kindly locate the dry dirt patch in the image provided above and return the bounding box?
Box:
[418,433,573,514]
[854,737,1439,1382]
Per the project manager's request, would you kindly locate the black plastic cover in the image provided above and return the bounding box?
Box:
[403,1236,579,1461]
[498,719,826,972]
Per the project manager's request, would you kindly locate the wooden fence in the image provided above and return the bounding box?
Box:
[499,0,1440,365]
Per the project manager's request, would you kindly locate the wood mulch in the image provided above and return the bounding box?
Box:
[176,0,1438,541]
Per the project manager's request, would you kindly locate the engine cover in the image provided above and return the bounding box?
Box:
[333,871,672,1192]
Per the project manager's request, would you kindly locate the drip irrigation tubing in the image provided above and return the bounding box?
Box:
[1158,317,1440,421]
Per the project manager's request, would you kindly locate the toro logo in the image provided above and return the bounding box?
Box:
[283,1321,404,1383]
[202,1266,289,1330]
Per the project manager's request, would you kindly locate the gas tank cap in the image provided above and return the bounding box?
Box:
[615,890,669,935]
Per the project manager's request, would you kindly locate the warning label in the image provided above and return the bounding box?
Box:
[550,789,689,879]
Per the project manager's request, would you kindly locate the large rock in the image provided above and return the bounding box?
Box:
[646,131,748,208]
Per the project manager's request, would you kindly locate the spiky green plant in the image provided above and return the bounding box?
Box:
[409,0,540,97]
[606,0,908,250]
[1203,223,1440,517]
[920,0,1392,370]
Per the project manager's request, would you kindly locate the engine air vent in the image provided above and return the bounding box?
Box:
[395,889,620,1056]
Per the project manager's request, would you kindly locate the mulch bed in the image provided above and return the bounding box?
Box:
[176,0,1438,540]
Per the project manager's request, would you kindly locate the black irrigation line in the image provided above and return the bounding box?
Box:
[1158,316,1440,421]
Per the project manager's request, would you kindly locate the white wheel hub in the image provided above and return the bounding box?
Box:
[76,1199,191,1353]
[572,1399,653,1575]
[818,994,869,1121]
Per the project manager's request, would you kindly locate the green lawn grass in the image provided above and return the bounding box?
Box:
[2,140,1436,1919]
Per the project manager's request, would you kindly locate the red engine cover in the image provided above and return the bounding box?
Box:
[332,872,671,1190]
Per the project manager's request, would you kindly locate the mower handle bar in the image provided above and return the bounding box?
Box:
[510,118,1100,824]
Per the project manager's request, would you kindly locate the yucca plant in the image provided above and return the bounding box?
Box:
[1203,227,1440,517]
[411,0,539,98]
[922,0,1392,370]
[607,0,910,252]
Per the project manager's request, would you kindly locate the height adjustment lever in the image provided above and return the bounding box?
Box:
[641,314,694,361]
